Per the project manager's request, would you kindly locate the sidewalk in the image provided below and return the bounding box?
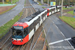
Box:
[0,4,15,7]
[0,0,25,26]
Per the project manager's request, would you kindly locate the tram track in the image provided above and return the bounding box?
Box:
[0,0,36,50]
[10,25,43,50]
[29,25,43,50]
[31,28,43,50]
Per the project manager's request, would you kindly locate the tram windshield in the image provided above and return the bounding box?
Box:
[12,26,24,38]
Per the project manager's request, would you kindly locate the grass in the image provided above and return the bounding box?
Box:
[0,2,8,4]
[37,1,42,5]
[0,10,23,39]
[67,11,74,15]
[0,5,16,15]
[42,30,45,38]
[59,16,75,28]
[63,7,74,10]
[12,0,19,3]
[42,7,46,8]
[0,0,19,4]
[0,2,3,4]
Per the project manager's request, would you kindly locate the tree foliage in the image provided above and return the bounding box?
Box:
[42,0,75,5]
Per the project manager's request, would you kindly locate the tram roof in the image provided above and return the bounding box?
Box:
[18,10,43,22]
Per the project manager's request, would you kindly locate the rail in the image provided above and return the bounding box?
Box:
[0,0,61,49]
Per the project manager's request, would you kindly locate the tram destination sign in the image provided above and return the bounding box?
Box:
[14,26,23,29]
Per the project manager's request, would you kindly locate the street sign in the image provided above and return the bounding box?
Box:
[50,2,56,6]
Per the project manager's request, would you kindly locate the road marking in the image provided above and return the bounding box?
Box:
[60,32,65,37]
[54,24,59,29]
[49,17,75,50]
[49,38,71,45]
[50,18,59,29]
[49,18,66,37]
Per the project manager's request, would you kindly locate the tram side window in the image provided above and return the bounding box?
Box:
[29,23,34,33]
[36,17,40,23]
[45,12,47,15]
[49,10,52,12]
[33,17,40,27]
[51,9,54,12]
[42,12,47,19]
[57,8,59,10]
[24,27,28,36]
[42,14,44,19]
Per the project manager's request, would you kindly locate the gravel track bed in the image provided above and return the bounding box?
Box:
[0,0,36,50]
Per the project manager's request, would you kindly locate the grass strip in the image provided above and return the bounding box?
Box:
[42,7,46,8]
[12,0,19,3]
[0,10,23,39]
[0,5,16,15]
[0,0,19,4]
[63,7,74,10]
[59,16,75,28]
[67,11,74,15]
[0,2,8,4]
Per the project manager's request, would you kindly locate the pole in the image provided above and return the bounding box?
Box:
[74,3,75,18]
[11,0,12,3]
[47,0,49,5]
[55,0,56,3]
[74,3,75,10]
[55,0,56,2]
[61,0,63,17]
[41,0,43,4]
[59,1,60,5]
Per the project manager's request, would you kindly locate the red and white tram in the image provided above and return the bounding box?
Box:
[11,6,61,45]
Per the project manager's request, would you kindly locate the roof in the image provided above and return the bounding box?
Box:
[18,10,43,22]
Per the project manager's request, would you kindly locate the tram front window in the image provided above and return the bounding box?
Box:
[12,26,24,38]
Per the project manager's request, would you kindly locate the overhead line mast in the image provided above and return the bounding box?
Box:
[61,0,63,17]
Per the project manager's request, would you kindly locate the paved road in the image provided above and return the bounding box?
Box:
[51,15,75,38]
[43,14,75,50]
[0,0,25,26]
[20,0,36,20]
[29,0,51,11]
[29,0,75,50]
